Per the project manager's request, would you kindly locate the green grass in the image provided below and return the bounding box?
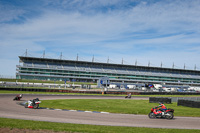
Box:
[40,99,200,117]
[1,90,200,97]
[0,117,199,133]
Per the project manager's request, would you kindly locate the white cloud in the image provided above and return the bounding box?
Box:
[0,4,25,23]
[0,0,200,76]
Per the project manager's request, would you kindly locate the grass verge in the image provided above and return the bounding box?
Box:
[40,99,200,117]
[0,117,199,133]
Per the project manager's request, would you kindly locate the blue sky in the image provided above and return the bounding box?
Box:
[0,0,200,77]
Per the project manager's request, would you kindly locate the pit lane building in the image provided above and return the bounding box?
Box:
[16,56,200,87]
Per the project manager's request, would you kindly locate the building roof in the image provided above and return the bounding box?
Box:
[19,56,200,74]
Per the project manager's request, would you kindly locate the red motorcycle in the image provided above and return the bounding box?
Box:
[13,94,23,101]
[148,106,174,119]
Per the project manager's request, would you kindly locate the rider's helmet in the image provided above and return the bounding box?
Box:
[35,98,39,101]
[159,102,164,106]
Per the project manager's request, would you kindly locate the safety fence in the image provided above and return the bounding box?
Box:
[177,100,200,108]
[149,97,200,108]
[171,97,200,102]
[149,97,172,104]
[140,92,200,95]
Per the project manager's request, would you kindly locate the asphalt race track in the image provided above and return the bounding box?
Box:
[0,94,200,130]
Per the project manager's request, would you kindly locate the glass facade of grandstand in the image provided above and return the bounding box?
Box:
[16,56,200,86]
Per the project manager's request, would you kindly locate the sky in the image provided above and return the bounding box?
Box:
[0,0,200,77]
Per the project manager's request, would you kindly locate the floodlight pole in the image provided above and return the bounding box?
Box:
[148,61,150,67]
[76,54,79,61]
[92,55,94,62]
[25,49,28,57]
[43,51,45,58]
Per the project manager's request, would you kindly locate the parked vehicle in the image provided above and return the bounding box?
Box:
[148,106,174,119]
[25,98,41,109]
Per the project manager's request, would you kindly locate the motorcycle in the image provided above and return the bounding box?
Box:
[125,93,131,99]
[148,106,174,119]
[13,94,23,101]
[25,98,41,109]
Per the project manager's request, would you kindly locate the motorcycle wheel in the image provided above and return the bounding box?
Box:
[148,112,155,119]
[24,104,28,108]
[33,104,39,109]
[165,112,174,119]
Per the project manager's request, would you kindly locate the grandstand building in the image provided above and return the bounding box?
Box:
[16,56,200,87]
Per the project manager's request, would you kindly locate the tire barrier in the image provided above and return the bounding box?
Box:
[177,100,200,108]
[149,97,172,104]
[0,87,47,92]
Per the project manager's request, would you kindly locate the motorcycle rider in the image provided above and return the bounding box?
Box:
[28,100,33,107]
[13,94,23,100]
[26,98,40,109]
[125,93,131,98]
[28,98,39,107]
[33,98,39,105]
[19,94,23,98]
[158,102,167,114]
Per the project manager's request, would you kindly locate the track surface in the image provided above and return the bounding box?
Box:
[0,94,200,130]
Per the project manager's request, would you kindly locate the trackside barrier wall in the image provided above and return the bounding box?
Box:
[177,100,200,108]
[0,87,200,95]
[149,97,172,104]
[171,97,200,102]
[140,92,200,95]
